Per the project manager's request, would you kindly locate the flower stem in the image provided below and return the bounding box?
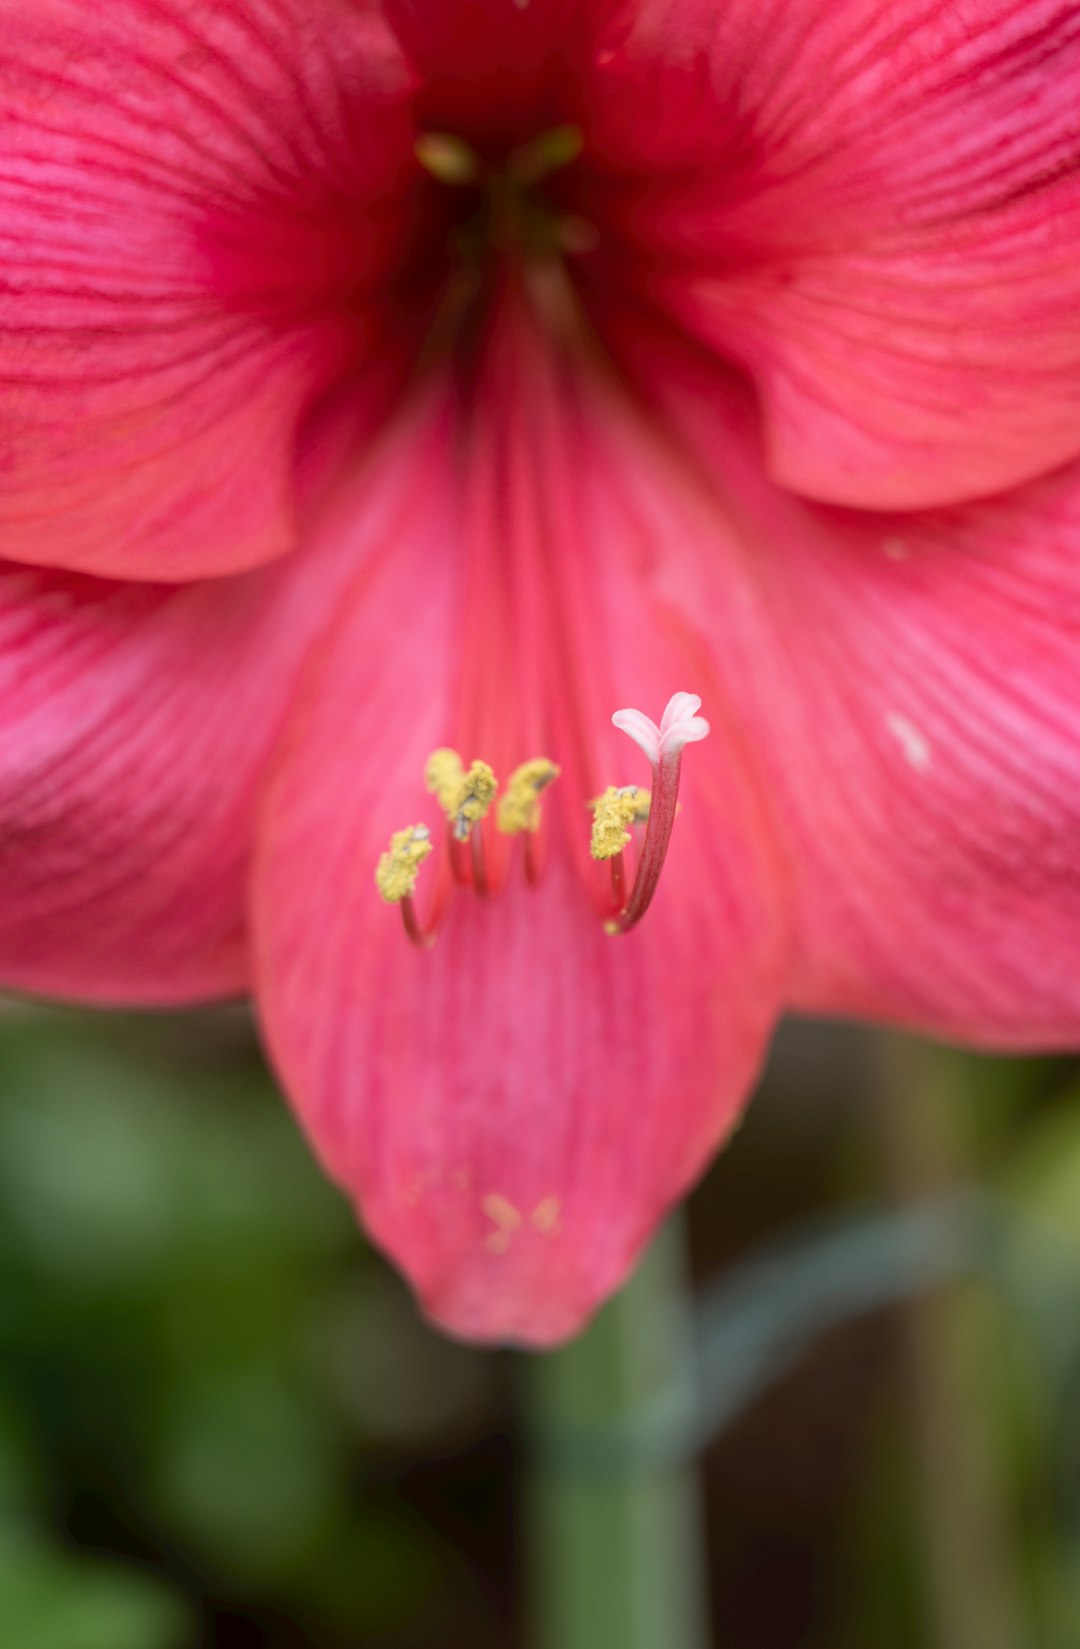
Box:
[871,1032,1027,1649]
[524,1215,709,1649]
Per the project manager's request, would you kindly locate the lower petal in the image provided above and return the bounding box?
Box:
[254,326,787,1345]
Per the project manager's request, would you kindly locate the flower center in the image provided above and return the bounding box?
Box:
[374,693,710,947]
[415,124,596,268]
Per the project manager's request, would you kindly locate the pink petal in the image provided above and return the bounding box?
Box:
[759,467,1080,1044]
[0,434,379,1003]
[596,322,1080,1046]
[384,0,595,130]
[0,1,416,578]
[588,0,1080,508]
[255,334,787,1345]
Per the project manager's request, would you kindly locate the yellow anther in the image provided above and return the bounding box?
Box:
[414,132,480,185]
[375,825,432,904]
[590,786,646,860]
[587,785,651,823]
[454,761,497,839]
[425,748,466,813]
[508,123,584,183]
[496,758,560,834]
[425,748,497,840]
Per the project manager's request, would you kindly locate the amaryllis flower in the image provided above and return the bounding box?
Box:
[2,1,1079,1345]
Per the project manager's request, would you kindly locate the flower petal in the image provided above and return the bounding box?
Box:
[598,322,1080,1046]
[759,466,1080,1044]
[384,0,594,130]
[255,341,787,1345]
[0,434,381,1003]
[0,0,416,578]
[588,0,1080,507]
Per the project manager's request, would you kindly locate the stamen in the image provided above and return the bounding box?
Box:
[425,748,498,842]
[455,761,498,839]
[471,825,491,899]
[497,757,560,888]
[496,758,560,835]
[589,786,643,861]
[415,133,480,185]
[507,124,584,184]
[426,748,497,891]
[426,749,466,882]
[556,215,600,255]
[589,785,650,911]
[628,787,652,824]
[375,825,438,948]
[600,693,710,934]
[425,747,464,814]
[375,825,433,903]
[376,696,706,948]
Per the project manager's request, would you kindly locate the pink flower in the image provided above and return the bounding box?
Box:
[2,1,1079,1344]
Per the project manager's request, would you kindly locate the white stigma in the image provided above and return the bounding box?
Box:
[612,691,710,765]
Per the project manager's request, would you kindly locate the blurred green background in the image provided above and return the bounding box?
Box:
[0,1002,1077,1648]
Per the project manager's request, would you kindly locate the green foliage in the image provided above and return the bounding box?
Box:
[0,1007,496,1645]
[0,1537,186,1649]
[0,1009,1076,1647]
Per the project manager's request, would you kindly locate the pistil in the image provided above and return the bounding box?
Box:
[609,752,684,931]
[595,693,711,934]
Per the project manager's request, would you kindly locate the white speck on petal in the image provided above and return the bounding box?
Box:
[885,712,932,772]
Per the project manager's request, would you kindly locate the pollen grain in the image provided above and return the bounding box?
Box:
[374,825,433,903]
[496,757,560,834]
[589,785,646,860]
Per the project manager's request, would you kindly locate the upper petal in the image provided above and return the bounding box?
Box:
[254,321,788,1345]
[586,0,1080,507]
[383,0,604,130]
[0,0,417,579]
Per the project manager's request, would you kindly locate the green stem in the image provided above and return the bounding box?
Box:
[872,1032,1029,1649]
[524,1215,709,1649]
